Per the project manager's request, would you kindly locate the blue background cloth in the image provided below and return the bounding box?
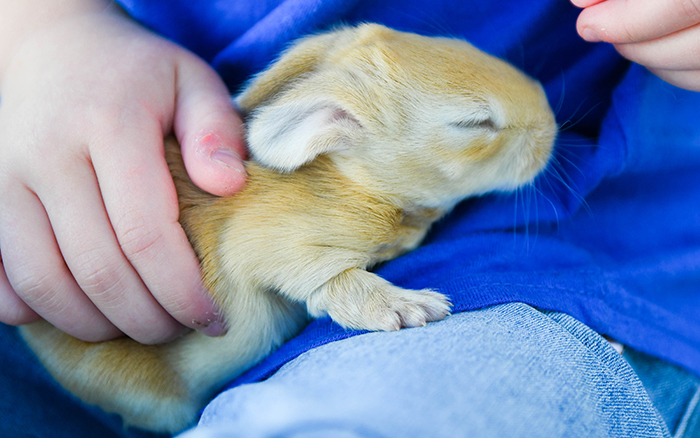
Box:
[0,323,165,438]
[116,0,700,381]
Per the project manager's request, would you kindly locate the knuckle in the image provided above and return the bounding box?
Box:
[88,102,154,147]
[620,21,643,43]
[0,294,38,326]
[71,249,125,303]
[680,0,700,23]
[156,287,201,316]
[10,268,67,314]
[116,213,166,262]
[89,103,129,136]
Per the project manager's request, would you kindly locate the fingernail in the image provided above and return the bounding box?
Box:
[211,148,247,174]
[581,27,602,42]
[193,316,229,337]
[200,319,228,337]
[192,305,229,337]
[195,131,247,175]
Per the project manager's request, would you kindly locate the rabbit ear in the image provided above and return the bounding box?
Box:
[246,98,363,172]
[236,30,347,112]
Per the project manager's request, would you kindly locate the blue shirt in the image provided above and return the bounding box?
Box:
[117,0,700,380]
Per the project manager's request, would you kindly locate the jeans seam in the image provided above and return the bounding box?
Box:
[674,385,700,438]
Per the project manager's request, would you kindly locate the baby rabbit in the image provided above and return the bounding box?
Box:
[20,23,556,433]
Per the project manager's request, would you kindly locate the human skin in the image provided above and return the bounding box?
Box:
[572,0,700,92]
[0,0,247,344]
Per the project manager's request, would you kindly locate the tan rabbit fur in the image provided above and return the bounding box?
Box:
[20,24,557,433]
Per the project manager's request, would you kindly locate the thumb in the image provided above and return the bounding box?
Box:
[173,52,248,197]
[574,0,700,44]
[570,0,605,8]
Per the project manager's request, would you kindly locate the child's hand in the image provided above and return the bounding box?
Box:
[0,8,247,343]
[572,0,700,91]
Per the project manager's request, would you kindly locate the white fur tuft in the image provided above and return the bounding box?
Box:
[247,100,362,172]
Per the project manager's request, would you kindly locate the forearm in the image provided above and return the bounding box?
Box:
[0,0,116,83]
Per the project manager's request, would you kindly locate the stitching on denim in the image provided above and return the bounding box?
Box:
[675,385,700,438]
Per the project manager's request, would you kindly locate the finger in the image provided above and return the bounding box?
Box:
[174,52,248,197]
[38,157,187,344]
[0,185,121,341]
[91,118,227,337]
[648,67,700,92]
[613,23,700,71]
[570,0,605,8]
[577,0,700,43]
[0,254,40,326]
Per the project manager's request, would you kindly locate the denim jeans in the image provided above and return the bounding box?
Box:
[2,303,699,438]
[180,303,699,438]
